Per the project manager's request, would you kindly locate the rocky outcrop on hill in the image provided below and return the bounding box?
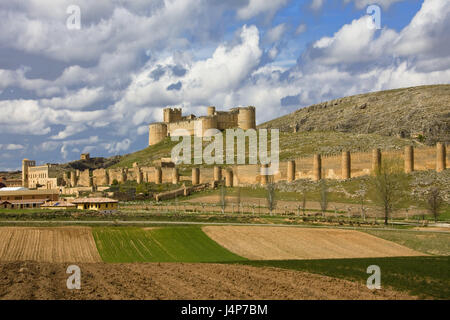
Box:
[259,85,450,145]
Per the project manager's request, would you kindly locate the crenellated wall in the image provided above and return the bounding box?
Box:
[55,143,448,189]
[149,106,257,145]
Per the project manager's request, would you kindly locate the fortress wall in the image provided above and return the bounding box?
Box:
[108,168,125,183]
[164,108,182,123]
[216,112,238,130]
[349,152,373,177]
[273,162,287,182]
[141,167,154,183]
[59,145,448,188]
[234,164,259,185]
[126,169,137,181]
[168,120,196,136]
[77,170,91,187]
[415,146,442,170]
[149,123,167,145]
[237,107,256,130]
[320,155,342,179]
[199,167,214,184]
[200,117,218,135]
[162,167,174,183]
[295,157,314,180]
[93,168,109,186]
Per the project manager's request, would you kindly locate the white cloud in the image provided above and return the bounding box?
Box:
[237,0,288,20]
[0,144,25,151]
[307,0,450,69]
[104,138,132,154]
[111,24,263,131]
[0,0,448,170]
[265,24,286,43]
[295,23,306,35]
[0,100,52,135]
[40,87,105,109]
[310,0,324,11]
[50,124,87,140]
[6,144,25,150]
[344,0,405,10]
[394,0,450,62]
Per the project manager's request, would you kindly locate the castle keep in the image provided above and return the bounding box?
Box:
[148,106,256,145]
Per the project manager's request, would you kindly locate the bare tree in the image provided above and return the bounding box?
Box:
[236,187,242,214]
[369,158,406,225]
[355,182,367,220]
[219,184,227,214]
[426,187,443,223]
[266,182,277,216]
[301,189,307,215]
[319,180,328,215]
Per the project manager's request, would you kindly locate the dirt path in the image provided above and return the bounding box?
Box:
[0,227,101,263]
[203,226,425,260]
[0,261,415,300]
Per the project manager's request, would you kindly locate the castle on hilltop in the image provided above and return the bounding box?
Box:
[148,106,256,145]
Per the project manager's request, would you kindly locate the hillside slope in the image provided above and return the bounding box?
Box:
[259,85,450,144]
[110,131,418,168]
[52,85,448,170]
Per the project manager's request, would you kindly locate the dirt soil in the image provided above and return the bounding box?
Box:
[203,226,425,260]
[0,227,101,263]
[0,261,415,300]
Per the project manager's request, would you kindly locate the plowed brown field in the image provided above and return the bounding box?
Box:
[203,226,425,260]
[0,227,101,263]
[0,261,415,300]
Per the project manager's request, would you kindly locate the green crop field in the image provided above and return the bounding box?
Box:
[92,226,246,263]
[235,256,450,299]
[363,229,450,256]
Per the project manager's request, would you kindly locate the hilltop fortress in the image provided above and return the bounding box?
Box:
[148,106,256,145]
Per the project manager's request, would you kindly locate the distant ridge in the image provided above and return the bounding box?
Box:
[258,85,450,145]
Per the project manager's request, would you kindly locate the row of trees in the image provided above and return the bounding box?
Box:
[263,158,444,224]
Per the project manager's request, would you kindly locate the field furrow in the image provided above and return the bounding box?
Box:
[0,227,101,263]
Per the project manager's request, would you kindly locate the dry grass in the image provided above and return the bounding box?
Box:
[203,226,425,260]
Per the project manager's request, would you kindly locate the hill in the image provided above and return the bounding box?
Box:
[110,85,450,168]
[259,85,450,145]
[47,84,449,170]
[110,131,419,168]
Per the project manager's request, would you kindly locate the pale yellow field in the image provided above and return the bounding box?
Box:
[203,226,425,260]
[0,227,101,263]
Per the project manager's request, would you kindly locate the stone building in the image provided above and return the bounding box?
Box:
[80,153,90,160]
[22,159,62,189]
[148,106,256,145]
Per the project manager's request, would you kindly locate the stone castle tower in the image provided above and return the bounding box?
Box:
[148,106,256,146]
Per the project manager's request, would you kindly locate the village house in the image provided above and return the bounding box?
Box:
[71,198,118,213]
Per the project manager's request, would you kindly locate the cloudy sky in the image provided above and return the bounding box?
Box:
[0,0,449,170]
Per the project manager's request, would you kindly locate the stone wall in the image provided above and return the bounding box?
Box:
[58,144,448,189]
